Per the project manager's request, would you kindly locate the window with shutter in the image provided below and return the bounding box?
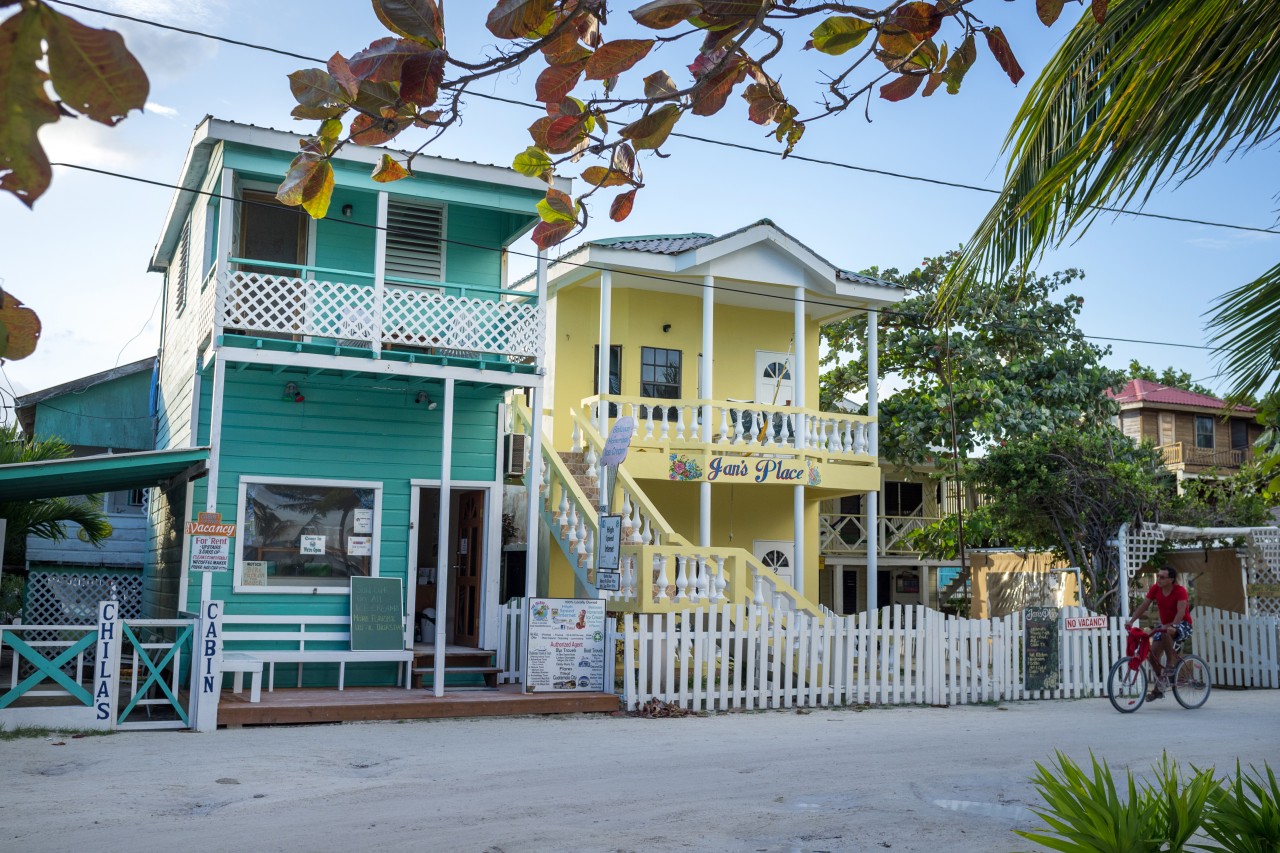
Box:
[385,200,445,285]
[174,221,190,314]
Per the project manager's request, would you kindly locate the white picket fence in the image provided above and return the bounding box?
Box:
[495,601,1280,711]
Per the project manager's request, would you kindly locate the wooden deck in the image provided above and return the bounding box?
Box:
[217,683,619,727]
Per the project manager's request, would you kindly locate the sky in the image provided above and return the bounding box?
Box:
[1,0,1277,412]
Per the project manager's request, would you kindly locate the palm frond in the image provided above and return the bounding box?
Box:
[1207,261,1280,400]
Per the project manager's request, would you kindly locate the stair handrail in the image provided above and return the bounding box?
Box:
[569,405,689,547]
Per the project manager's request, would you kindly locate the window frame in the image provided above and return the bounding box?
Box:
[640,345,682,401]
[1194,415,1215,450]
[233,475,383,595]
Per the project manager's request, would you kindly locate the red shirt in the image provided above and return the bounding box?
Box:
[1145,583,1192,626]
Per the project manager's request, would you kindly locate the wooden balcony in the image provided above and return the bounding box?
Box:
[215,259,544,361]
[1157,442,1250,470]
[820,513,937,556]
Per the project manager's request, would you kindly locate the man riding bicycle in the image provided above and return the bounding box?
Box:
[1125,566,1192,701]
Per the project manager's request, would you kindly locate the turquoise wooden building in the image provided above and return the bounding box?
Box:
[146,117,553,692]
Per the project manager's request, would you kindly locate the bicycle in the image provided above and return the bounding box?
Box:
[1107,626,1211,713]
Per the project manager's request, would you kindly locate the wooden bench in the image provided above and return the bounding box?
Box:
[221,615,414,697]
[220,652,263,703]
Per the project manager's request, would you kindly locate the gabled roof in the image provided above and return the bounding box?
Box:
[1107,379,1255,414]
[14,357,156,438]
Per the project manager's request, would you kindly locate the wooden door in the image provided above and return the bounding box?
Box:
[1158,412,1176,446]
[452,491,484,648]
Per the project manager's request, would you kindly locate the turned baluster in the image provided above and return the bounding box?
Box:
[585,444,599,486]
[654,554,670,602]
[713,556,728,601]
[752,575,767,606]
[693,557,709,602]
[541,465,551,509]
[854,421,868,454]
[629,500,644,544]
[566,503,580,550]
[620,492,634,540]
[674,555,689,602]
[556,483,570,535]
[571,421,582,453]
[732,409,745,445]
[675,407,687,441]
[643,405,655,440]
[718,407,730,444]
[579,521,591,568]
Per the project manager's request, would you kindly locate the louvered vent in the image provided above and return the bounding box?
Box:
[386,200,445,284]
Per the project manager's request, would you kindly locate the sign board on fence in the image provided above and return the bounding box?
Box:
[187,512,236,573]
[597,514,622,570]
[1024,606,1060,691]
[349,576,404,651]
[595,570,621,592]
[1064,615,1108,631]
[525,598,606,693]
[600,417,635,466]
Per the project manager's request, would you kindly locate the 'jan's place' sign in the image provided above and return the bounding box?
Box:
[669,455,822,485]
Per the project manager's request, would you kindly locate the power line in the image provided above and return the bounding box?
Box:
[48,159,1243,356]
[48,0,1280,238]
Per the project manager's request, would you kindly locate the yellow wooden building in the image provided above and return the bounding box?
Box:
[513,220,905,615]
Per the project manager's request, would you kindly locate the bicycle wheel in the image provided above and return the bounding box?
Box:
[1172,655,1211,710]
[1108,657,1148,713]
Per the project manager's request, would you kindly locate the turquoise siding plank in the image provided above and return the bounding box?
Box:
[184,369,501,617]
[314,187,376,282]
[35,370,152,450]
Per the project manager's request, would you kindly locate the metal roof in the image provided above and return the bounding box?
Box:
[0,447,209,501]
[1107,379,1255,413]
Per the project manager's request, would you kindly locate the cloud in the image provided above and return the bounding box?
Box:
[84,1,229,79]
[41,118,143,170]
[1187,230,1279,250]
[145,102,179,118]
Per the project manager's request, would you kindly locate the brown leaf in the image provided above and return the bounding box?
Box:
[349,112,412,146]
[544,114,587,153]
[584,39,654,81]
[372,0,444,48]
[531,218,575,249]
[277,154,334,219]
[39,5,148,126]
[542,31,592,65]
[486,0,557,40]
[0,10,59,206]
[400,49,445,105]
[372,153,411,182]
[742,82,784,125]
[612,143,637,178]
[889,2,942,39]
[619,104,681,150]
[327,53,360,100]
[880,73,924,102]
[983,27,1024,85]
[690,57,747,116]
[290,104,348,120]
[609,189,637,222]
[921,71,944,97]
[349,37,429,84]
[581,165,631,188]
[0,289,42,360]
[289,69,351,108]
[535,58,587,104]
[643,70,678,99]
[631,0,704,30]
[1035,0,1065,26]
[1092,0,1107,24]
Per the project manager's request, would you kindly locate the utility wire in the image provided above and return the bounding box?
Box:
[47,0,1280,238]
[49,160,1244,356]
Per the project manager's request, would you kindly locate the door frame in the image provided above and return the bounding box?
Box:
[755,350,794,406]
[752,539,796,587]
[408,480,500,650]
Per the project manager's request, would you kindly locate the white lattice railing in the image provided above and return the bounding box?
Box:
[584,395,873,460]
[819,514,938,556]
[220,269,544,360]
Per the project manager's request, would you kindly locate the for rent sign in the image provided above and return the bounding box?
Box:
[187,512,236,573]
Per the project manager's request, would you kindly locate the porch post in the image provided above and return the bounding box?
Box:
[371,191,388,358]
[433,377,456,696]
[201,353,227,605]
[865,309,879,613]
[793,287,806,595]
[521,251,549,688]
[598,269,612,506]
[214,167,234,341]
[700,275,713,547]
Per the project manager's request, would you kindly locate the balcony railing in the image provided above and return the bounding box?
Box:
[217,259,544,361]
[583,395,874,461]
[1157,442,1249,470]
[820,513,938,555]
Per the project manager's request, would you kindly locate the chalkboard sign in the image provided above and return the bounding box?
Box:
[1024,606,1060,692]
[350,576,405,651]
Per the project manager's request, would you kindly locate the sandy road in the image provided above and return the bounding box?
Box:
[4,690,1278,853]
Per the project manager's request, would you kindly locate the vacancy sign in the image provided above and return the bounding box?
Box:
[1064,615,1108,631]
[187,512,236,573]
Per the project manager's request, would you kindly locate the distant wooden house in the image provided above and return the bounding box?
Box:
[1109,379,1263,487]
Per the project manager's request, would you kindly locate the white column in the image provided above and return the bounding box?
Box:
[792,286,806,595]
[1117,522,1130,620]
[521,251,549,689]
[597,269,612,508]
[865,309,879,613]
[201,354,227,605]
[213,167,234,341]
[700,275,713,547]
[372,191,388,358]
[433,377,456,697]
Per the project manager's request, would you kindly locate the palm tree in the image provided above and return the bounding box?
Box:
[947,0,1280,402]
[1,423,112,560]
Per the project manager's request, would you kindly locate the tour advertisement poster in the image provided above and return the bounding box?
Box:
[525,598,607,693]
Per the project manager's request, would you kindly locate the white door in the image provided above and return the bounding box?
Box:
[755,351,794,406]
[753,540,795,587]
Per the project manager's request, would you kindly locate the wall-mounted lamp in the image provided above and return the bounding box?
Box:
[341,204,354,218]
[283,382,304,403]
[662,323,672,333]
[415,391,438,410]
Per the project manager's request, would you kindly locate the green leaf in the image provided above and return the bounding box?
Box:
[371,153,411,183]
[486,0,557,40]
[372,0,444,48]
[581,165,630,187]
[943,33,976,94]
[620,103,681,149]
[0,9,60,206]
[39,5,147,127]
[536,187,577,223]
[288,69,351,108]
[513,145,553,178]
[631,0,703,30]
[808,16,872,56]
[319,117,343,141]
[584,39,654,80]
[277,153,334,219]
[291,104,348,120]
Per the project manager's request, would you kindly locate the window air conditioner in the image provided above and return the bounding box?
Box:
[504,433,529,478]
